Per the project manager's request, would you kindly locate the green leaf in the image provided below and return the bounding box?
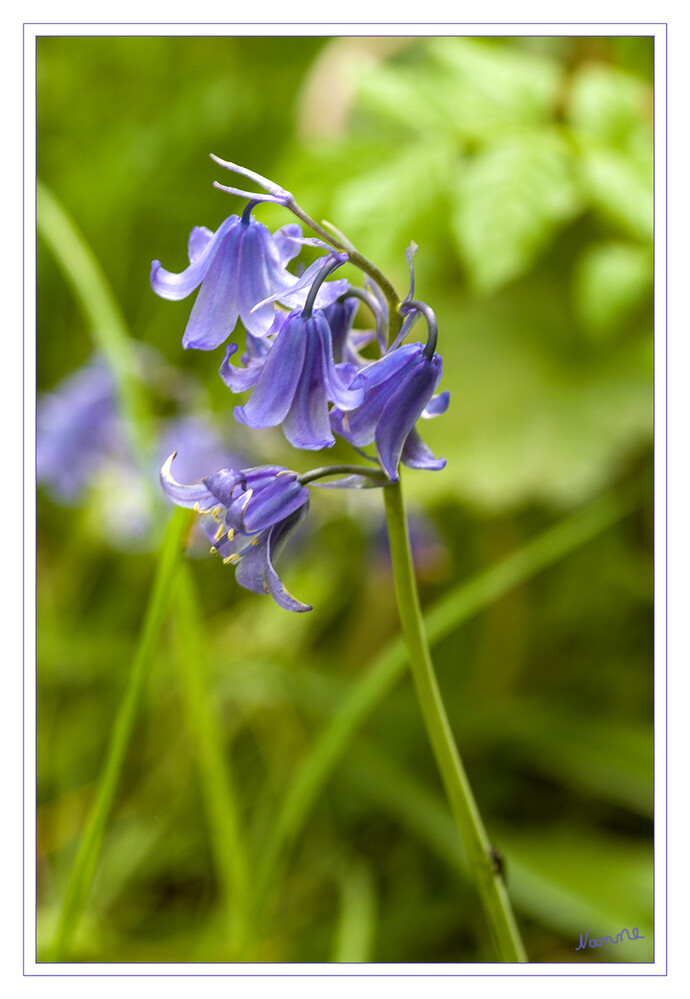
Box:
[574,241,653,338]
[354,38,563,145]
[567,63,652,151]
[450,132,581,294]
[578,146,653,241]
[330,141,456,265]
[355,60,452,137]
[428,37,564,141]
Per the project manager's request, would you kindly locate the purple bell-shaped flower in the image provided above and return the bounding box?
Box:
[233,307,365,450]
[330,340,448,481]
[161,455,312,611]
[151,208,348,350]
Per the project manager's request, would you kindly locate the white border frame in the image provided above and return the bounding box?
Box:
[23,20,667,980]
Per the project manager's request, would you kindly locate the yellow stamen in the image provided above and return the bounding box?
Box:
[223,553,241,565]
[214,523,225,542]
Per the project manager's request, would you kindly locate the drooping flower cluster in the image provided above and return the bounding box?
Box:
[161,455,312,611]
[151,157,449,610]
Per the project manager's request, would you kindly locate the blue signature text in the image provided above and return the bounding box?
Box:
[576,927,645,951]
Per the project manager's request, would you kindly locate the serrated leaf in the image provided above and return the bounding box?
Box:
[578,146,653,241]
[330,141,456,265]
[354,38,563,145]
[428,37,564,141]
[355,60,452,137]
[451,133,580,293]
[574,241,653,338]
[567,62,652,151]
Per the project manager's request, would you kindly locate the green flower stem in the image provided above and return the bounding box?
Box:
[48,508,193,962]
[298,464,386,486]
[172,565,251,954]
[383,479,527,963]
[284,198,403,344]
[36,181,155,497]
[254,487,631,918]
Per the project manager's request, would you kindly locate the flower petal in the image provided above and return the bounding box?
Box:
[235,507,312,612]
[241,474,309,533]
[233,314,306,428]
[324,298,358,363]
[314,311,365,411]
[264,256,349,312]
[401,427,446,471]
[188,226,214,262]
[422,390,450,419]
[202,467,247,506]
[219,342,267,393]
[272,223,303,267]
[353,343,420,389]
[151,215,238,302]
[182,226,241,349]
[237,222,281,338]
[375,353,443,480]
[329,382,390,447]
[282,318,335,449]
[160,453,220,510]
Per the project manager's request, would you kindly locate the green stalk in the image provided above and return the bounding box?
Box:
[47,507,193,962]
[172,565,251,954]
[383,479,527,963]
[254,487,631,914]
[36,181,155,494]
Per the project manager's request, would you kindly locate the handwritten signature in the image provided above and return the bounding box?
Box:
[576,927,645,951]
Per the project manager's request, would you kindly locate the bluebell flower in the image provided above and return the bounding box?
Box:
[151,212,348,350]
[37,353,246,551]
[233,308,365,450]
[329,342,448,481]
[161,456,312,611]
[322,298,377,369]
[218,315,284,394]
[37,357,123,503]
[323,298,359,364]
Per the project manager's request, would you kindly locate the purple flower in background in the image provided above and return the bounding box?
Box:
[37,358,124,503]
[161,456,312,611]
[150,211,348,350]
[233,308,365,450]
[37,353,248,553]
[330,342,447,481]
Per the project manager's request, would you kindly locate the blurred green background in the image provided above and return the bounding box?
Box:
[36,34,654,964]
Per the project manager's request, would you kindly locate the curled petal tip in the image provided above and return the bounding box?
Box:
[160,451,179,482]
